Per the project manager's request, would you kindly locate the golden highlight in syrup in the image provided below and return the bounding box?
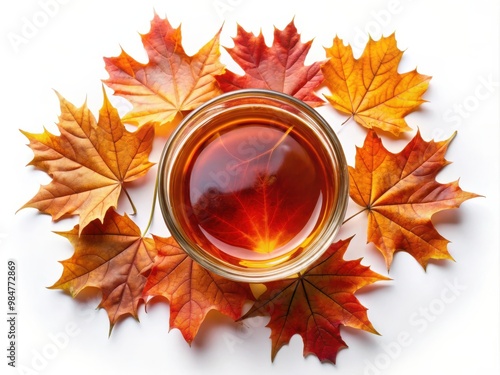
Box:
[158,90,348,282]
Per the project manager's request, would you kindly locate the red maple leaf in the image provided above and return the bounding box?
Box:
[216,20,324,106]
[242,237,389,363]
[143,236,255,343]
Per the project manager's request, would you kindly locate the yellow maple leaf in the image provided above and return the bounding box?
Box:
[322,34,431,136]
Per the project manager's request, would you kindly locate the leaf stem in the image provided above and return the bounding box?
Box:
[142,171,159,237]
[341,116,352,126]
[342,208,368,225]
[122,187,137,216]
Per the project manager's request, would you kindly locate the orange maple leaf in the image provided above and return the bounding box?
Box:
[143,236,255,344]
[20,90,155,232]
[103,13,224,131]
[50,210,157,329]
[242,237,388,363]
[216,20,324,106]
[322,34,431,136]
[348,130,480,269]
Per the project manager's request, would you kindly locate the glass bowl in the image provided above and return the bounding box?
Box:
[157,89,348,282]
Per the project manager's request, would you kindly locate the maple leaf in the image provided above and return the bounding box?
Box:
[348,130,480,269]
[50,210,157,329]
[322,34,431,136]
[103,13,224,131]
[216,20,324,106]
[242,237,388,363]
[21,90,155,232]
[142,236,254,344]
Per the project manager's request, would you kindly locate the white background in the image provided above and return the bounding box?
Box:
[1,0,499,374]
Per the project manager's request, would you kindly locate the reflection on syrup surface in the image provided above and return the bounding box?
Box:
[177,120,335,268]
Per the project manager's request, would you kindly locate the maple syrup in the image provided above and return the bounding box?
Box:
[158,90,348,282]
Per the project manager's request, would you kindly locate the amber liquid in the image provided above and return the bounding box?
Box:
[171,108,336,268]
